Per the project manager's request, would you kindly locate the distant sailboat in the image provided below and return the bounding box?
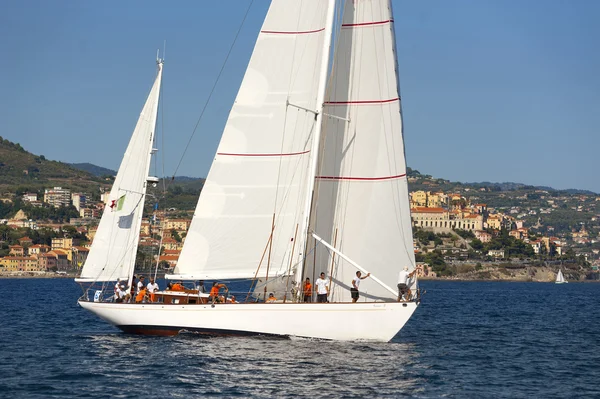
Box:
[77,0,419,342]
[555,269,567,284]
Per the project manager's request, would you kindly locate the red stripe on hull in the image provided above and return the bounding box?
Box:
[117,324,286,339]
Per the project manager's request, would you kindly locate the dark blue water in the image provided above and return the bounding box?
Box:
[0,279,598,398]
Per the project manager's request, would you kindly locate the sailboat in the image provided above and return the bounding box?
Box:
[77,0,419,342]
[555,269,567,284]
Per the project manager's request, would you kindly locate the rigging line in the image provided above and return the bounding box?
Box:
[169,0,255,182]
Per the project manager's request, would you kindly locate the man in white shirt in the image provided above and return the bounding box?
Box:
[351,271,370,303]
[315,272,329,303]
[137,276,146,295]
[146,278,159,302]
[397,266,416,301]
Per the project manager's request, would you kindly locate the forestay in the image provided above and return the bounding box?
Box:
[305,0,415,301]
[76,62,163,282]
[172,1,333,280]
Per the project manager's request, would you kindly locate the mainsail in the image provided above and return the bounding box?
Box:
[76,61,163,282]
[304,0,415,301]
[172,0,335,280]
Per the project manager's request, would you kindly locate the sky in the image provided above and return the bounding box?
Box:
[1,0,599,193]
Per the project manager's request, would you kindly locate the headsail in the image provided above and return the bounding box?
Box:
[305,0,415,301]
[172,0,335,280]
[76,61,163,282]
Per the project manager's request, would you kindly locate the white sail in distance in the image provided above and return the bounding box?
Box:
[172,0,335,280]
[305,0,415,301]
[76,62,163,282]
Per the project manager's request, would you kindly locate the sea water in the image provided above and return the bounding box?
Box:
[0,279,598,398]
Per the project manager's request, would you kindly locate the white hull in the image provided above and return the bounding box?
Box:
[79,300,418,342]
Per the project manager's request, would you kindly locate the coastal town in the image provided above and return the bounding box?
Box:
[1,174,599,281]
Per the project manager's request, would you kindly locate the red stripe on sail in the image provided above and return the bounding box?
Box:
[217,150,310,157]
[324,97,400,105]
[316,173,406,181]
[261,28,325,35]
[342,19,394,28]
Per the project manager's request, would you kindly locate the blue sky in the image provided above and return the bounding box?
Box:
[1,0,599,192]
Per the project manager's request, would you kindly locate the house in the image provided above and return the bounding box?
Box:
[51,237,73,250]
[28,244,51,257]
[18,236,33,247]
[9,245,25,256]
[488,249,505,258]
[475,230,492,243]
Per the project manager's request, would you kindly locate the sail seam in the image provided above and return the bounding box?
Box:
[341,19,394,28]
[324,97,399,105]
[316,173,406,181]
[261,28,325,35]
[217,150,310,157]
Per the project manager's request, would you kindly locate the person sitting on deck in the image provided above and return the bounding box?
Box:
[171,281,185,291]
[266,293,277,302]
[113,279,122,301]
[196,280,206,294]
[135,286,148,303]
[209,282,228,303]
[226,295,238,304]
[147,278,159,302]
[115,283,128,303]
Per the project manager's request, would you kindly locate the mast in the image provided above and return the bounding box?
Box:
[294,0,336,288]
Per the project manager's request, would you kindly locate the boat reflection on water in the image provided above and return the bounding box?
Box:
[86,332,421,395]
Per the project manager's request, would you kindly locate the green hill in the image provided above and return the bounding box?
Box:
[0,136,111,195]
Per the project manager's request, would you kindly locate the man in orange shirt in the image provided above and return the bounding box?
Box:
[135,286,148,303]
[171,281,185,291]
[303,278,312,303]
[209,282,228,303]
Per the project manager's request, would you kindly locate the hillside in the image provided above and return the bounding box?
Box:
[69,163,116,177]
[0,136,110,195]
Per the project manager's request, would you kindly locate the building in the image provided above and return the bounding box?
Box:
[47,250,70,271]
[79,208,100,219]
[51,237,73,250]
[410,191,428,207]
[1,256,39,272]
[162,237,184,251]
[28,244,51,257]
[72,246,90,268]
[9,245,25,256]
[488,249,505,258]
[44,187,71,208]
[163,219,190,232]
[22,193,38,202]
[475,230,492,243]
[18,236,33,247]
[414,262,437,278]
[486,215,502,230]
[71,193,86,212]
[411,207,449,228]
[38,253,58,271]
